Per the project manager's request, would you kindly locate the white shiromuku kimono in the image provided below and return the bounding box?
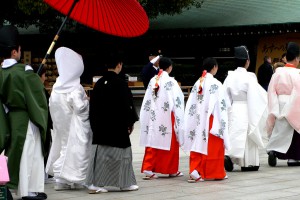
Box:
[140,71,184,150]
[223,67,267,167]
[267,66,300,153]
[46,47,92,184]
[184,73,230,155]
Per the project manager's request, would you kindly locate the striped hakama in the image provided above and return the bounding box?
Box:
[85,145,137,188]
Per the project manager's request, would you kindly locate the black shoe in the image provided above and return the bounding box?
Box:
[22,193,47,200]
[224,156,233,172]
[268,151,277,167]
[6,187,13,200]
[37,193,47,199]
[241,166,259,171]
[287,160,300,166]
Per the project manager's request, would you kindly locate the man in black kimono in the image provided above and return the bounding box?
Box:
[86,54,139,193]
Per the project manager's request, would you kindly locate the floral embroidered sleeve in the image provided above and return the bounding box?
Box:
[210,83,230,150]
[172,81,185,146]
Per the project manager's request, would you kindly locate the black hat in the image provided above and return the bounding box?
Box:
[0,25,20,49]
[234,46,249,60]
[287,42,300,58]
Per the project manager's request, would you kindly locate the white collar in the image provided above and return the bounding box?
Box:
[236,67,247,72]
[2,59,17,68]
[153,65,159,70]
[205,73,214,78]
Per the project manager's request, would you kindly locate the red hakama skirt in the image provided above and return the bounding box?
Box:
[189,115,226,179]
[141,113,179,174]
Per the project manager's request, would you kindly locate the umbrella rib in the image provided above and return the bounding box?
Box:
[70,0,80,23]
[116,0,140,37]
[123,0,148,33]
[118,0,148,36]
[112,0,129,37]
[109,0,120,36]
[105,2,115,33]
[94,0,100,31]
[78,0,85,25]
[101,1,108,33]
[108,0,120,36]
[86,0,94,29]
[83,0,90,27]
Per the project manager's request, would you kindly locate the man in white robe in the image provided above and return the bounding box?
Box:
[223,46,267,171]
[267,42,300,167]
[46,47,92,190]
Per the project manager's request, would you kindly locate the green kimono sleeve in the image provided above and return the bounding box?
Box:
[0,98,10,153]
[23,71,48,148]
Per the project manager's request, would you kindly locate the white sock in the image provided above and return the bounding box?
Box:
[143,170,153,176]
[190,170,200,180]
[88,184,99,190]
[27,192,37,197]
[56,178,71,184]
[288,159,299,163]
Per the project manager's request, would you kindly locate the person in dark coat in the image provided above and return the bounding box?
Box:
[141,50,161,89]
[85,54,139,193]
[257,55,273,91]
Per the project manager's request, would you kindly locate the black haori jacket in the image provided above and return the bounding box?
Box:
[89,71,138,148]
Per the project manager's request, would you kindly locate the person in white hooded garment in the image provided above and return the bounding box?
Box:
[223,46,267,172]
[46,47,92,190]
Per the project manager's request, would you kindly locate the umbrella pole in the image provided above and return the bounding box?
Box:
[37,0,79,75]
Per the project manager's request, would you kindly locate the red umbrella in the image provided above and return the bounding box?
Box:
[44,0,149,37]
[38,0,149,74]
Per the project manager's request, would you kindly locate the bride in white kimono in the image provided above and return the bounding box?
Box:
[46,47,92,190]
[223,46,267,171]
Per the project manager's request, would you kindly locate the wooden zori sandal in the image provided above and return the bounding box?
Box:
[88,188,108,194]
[187,176,204,183]
[169,171,184,177]
[142,174,158,180]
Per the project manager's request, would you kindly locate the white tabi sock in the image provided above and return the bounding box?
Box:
[143,170,154,176]
[190,170,200,180]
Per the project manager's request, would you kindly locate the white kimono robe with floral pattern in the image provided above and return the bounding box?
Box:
[140,71,184,150]
[183,73,230,155]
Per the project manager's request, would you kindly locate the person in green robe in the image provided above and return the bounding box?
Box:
[0,25,48,200]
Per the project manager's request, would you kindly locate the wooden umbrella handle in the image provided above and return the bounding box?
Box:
[37,0,79,75]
